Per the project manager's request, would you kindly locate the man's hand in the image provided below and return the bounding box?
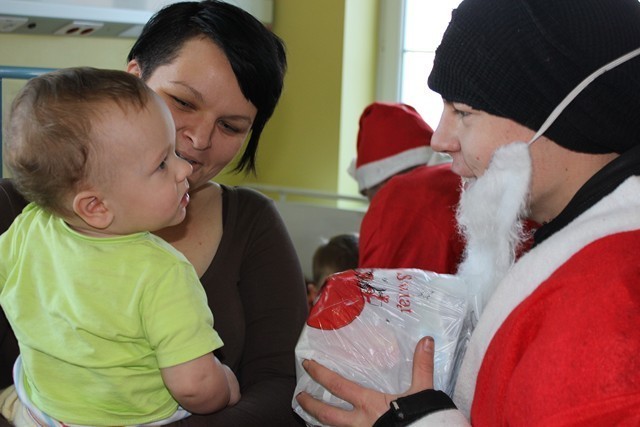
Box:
[296,336,436,426]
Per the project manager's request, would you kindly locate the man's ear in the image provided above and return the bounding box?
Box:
[73,191,114,230]
[126,60,142,77]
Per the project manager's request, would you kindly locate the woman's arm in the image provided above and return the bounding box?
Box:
[0,179,29,235]
[0,179,27,426]
[0,179,26,387]
[0,311,18,390]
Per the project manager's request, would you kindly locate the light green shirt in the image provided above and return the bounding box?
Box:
[0,203,223,425]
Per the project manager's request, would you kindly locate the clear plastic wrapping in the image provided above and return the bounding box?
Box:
[293,268,469,426]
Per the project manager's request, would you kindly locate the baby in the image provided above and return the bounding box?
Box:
[0,67,239,426]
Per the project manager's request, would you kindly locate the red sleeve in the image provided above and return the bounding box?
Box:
[473,230,640,426]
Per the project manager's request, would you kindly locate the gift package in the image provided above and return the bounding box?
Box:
[293,268,469,426]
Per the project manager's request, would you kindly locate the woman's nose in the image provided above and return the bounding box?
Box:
[183,122,214,150]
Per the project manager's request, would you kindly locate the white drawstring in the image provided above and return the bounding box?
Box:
[529,46,640,145]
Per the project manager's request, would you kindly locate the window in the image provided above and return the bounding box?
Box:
[377,0,462,128]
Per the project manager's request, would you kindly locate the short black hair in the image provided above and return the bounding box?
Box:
[127,0,287,174]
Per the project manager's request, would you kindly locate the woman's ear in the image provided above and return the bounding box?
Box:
[126,60,142,77]
[73,191,114,230]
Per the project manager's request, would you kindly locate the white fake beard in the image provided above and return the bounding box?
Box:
[455,141,532,325]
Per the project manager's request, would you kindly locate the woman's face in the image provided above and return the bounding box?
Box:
[431,101,534,178]
[128,36,258,190]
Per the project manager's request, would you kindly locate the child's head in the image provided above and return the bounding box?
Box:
[308,233,359,309]
[6,67,192,235]
[312,233,360,290]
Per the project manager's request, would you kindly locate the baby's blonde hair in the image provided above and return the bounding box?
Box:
[6,67,152,217]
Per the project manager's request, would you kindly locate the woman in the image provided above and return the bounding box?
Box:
[0,1,308,426]
[296,0,640,425]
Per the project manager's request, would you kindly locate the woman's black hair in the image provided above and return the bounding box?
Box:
[127,0,287,174]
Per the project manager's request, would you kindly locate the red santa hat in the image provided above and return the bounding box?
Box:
[348,102,442,193]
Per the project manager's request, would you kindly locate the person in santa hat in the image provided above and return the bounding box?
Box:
[296,0,640,425]
[348,102,451,202]
[350,102,464,274]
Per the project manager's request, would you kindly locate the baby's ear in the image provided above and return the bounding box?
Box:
[72,191,114,230]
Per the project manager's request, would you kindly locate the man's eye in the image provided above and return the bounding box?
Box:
[449,102,472,119]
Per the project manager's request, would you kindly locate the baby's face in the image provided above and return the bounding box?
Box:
[94,93,193,235]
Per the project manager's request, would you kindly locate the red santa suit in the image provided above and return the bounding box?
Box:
[413,176,640,426]
[359,163,464,274]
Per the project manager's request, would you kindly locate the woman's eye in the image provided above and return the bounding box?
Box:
[220,121,240,133]
[158,160,167,170]
[171,96,192,109]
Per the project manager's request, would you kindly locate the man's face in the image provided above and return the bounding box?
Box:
[430,101,535,179]
[427,100,537,318]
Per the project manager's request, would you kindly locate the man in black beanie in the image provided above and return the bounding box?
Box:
[297,0,640,425]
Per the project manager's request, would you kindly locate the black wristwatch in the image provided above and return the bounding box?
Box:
[372,389,457,427]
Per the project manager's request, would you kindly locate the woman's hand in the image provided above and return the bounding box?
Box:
[295,336,436,427]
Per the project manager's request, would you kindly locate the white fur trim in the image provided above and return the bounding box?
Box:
[453,176,640,416]
[353,146,435,192]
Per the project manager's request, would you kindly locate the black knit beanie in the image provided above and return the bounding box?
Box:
[428,0,640,154]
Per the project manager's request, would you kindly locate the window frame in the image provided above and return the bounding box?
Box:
[375,0,406,103]
[376,0,462,127]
